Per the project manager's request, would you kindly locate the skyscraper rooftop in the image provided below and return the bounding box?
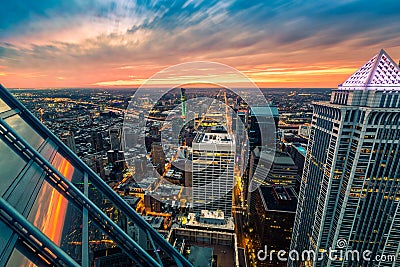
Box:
[340,49,400,89]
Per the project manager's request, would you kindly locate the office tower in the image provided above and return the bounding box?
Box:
[151,142,166,174]
[61,130,77,153]
[192,127,235,217]
[290,50,400,267]
[180,88,186,118]
[236,109,249,172]
[250,148,299,188]
[248,186,297,266]
[109,127,122,150]
[0,85,191,267]
[107,150,126,180]
[91,131,104,152]
[249,105,279,149]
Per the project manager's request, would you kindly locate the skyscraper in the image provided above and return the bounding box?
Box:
[290,50,400,266]
[192,127,235,217]
[181,88,186,118]
[249,105,279,149]
[109,127,122,150]
[61,130,77,153]
[152,142,166,174]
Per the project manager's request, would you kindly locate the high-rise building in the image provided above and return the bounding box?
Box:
[249,105,279,149]
[61,130,77,153]
[91,131,104,152]
[248,186,297,266]
[180,88,186,118]
[285,143,307,177]
[290,50,400,267]
[192,127,235,217]
[109,127,122,150]
[0,85,192,267]
[249,148,299,189]
[151,142,166,174]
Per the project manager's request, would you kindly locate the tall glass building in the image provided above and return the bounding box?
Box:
[0,85,192,267]
[290,50,400,266]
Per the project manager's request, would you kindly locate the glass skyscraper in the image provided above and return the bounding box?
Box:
[290,50,400,267]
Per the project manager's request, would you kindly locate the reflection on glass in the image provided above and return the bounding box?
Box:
[25,152,84,264]
[0,98,10,113]
[6,248,38,267]
[4,115,44,149]
[0,139,26,196]
[28,154,75,244]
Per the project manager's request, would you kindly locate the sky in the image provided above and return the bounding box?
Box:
[1,0,400,88]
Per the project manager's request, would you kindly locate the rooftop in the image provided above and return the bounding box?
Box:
[259,186,298,213]
[253,147,295,165]
[294,145,307,156]
[186,212,235,231]
[193,132,234,144]
[340,49,400,89]
[250,105,279,117]
[200,210,225,220]
[273,151,296,165]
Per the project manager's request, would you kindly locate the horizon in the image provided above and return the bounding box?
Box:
[6,86,334,90]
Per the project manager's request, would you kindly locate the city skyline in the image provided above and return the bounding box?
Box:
[1,1,400,88]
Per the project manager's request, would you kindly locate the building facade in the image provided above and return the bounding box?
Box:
[192,130,235,217]
[290,50,400,267]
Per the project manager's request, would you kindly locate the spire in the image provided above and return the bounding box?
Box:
[340,49,400,88]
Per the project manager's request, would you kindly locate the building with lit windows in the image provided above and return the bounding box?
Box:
[290,50,400,267]
[248,186,297,267]
[192,127,235,217]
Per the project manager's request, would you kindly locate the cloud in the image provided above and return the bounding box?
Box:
[1,0,400,88]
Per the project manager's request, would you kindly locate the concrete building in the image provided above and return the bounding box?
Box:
[248,186,297,266]
[151,142,166,174]
[109,127,121,150]
[192,128,235,217]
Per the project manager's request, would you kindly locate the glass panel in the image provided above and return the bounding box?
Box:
[0,139,26,196]
[0,98,10,113]
[39,140,58,160]
[0,221,14,259]
[4,115,44,149]
[86,185,163,264]
[4,162,45,216]
[27,151,84,243]
[6,248,38,267]
[27,179,83,260]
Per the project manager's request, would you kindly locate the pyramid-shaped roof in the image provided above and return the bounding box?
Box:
[340,49,400,88]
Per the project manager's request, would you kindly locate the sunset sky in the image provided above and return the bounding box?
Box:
[1,0,400,88]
